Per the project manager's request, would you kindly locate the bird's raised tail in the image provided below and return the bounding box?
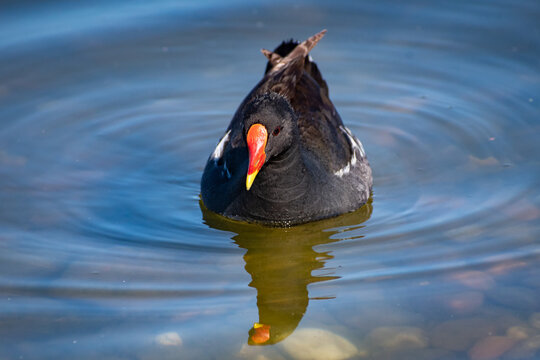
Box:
[259,30,328,99]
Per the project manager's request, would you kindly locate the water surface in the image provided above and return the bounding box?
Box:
[1,1,539,359]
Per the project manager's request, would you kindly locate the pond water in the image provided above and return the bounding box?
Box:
[1,1,539,359]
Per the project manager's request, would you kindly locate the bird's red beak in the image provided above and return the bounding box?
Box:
[246,124,267,190]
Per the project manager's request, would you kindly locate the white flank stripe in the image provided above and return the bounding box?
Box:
[334,126,364,178]
[212,130,231,160]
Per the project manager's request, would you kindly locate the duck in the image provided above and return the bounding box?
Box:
[201,30,372,226]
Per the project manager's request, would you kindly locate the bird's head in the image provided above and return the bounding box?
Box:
[242,93,297,190]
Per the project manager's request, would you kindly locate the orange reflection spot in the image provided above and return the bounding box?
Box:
[251,323,271,344]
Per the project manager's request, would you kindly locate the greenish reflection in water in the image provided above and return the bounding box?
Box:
[201,200,373,345]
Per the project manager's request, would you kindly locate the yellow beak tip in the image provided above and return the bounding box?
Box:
[246,171,258,191]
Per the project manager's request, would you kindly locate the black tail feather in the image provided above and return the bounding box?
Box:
[264,39,300,73]
[263,32,329,97]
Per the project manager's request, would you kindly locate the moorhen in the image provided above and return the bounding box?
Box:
[201,30,372,226]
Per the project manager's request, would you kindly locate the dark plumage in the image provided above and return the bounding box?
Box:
[201,30,372,226]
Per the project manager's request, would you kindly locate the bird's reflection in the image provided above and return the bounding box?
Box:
[201,200,372,345]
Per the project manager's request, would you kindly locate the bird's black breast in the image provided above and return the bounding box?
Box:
[201,138,247,214]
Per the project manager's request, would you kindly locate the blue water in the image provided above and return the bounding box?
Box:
[1,1,539,359]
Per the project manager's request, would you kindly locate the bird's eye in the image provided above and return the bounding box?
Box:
[272,126,282,136]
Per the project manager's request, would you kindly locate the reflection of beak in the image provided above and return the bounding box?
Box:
[246,124,267,191]
[251,323,271,344]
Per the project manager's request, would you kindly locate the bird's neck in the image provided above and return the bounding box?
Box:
[251,141,310,200]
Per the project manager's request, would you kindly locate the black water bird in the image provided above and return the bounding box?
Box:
[201,30,372,226]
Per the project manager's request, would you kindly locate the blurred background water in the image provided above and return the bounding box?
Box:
[0,0,539,359]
